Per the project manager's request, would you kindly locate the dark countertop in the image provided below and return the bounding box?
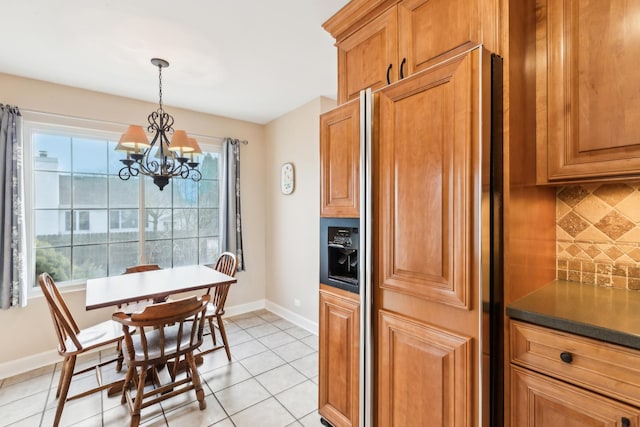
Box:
[506,280,640,350]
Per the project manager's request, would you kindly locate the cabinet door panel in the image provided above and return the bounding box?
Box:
[511,366,640,426]
[337,7,398,104]
[398,0,480,75]
[537,0,640,181]
[318,288,360,427]
[320,100,360,218]
[378,310,472,427]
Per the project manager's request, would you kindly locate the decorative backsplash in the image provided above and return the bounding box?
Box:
[556,182,640,290]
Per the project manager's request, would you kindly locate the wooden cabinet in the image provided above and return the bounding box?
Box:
[325,0,498,104]
[320,99,360,218]
[510,320,640,426]
[536,0,640,182]
[318,285,360,427]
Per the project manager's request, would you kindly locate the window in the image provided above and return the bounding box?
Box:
[24,117,222,288]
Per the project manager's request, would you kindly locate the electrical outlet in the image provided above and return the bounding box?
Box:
[294,298,301,307]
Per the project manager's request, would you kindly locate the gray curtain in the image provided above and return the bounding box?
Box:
[221,137,245,271]
[1,104,27,309]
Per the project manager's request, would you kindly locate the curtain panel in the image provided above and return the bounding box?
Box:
[0,104,27,309]
[221,137,245,271]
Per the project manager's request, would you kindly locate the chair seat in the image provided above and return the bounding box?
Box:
[61,320,123,355]
[123,323,198,363]
[205,302,222,316]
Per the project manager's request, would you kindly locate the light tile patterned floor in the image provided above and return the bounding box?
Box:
[0,310,323,427]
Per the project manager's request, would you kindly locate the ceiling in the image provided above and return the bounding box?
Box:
[1,0,350,124]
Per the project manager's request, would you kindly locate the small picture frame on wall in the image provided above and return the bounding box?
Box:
[281,162,295,195]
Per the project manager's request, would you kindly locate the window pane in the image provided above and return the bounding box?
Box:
[109,209,139,243]
[199,237,219,265]
[109,176,139,208]
[33,133,71,172]
[173,238,197,266]
[146,239,172,267]
[73,210,107,245]
[35,171,70,209]
[199,153,218,180]
[72,244,107,280]
[145,208,172,240]
[36,246,71,282]
[199,209,218,237]
[35,210,71,246]
[109,242,140,275]
[174,208,198,239]
[73,174,107,208]
[145,176,172,208]
[73,137,108,174]
[199,179,219,208]
[174,178,198,208]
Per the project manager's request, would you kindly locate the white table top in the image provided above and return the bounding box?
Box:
[85,264,236,310]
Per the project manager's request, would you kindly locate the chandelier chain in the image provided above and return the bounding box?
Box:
[158,64,163,112]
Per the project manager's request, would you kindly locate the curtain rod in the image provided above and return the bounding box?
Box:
[19,107,249,145]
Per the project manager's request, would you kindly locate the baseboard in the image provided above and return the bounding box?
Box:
[265,301,318,336]
[0,349,61,380]
[0,298,317,380]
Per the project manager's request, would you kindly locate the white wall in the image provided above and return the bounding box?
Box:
[264,97,336,330]
[0,73,267,368]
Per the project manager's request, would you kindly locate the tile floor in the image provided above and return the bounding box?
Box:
[0,310,324,427]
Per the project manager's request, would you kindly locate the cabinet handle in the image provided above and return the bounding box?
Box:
[560,352,573,363]
[400,57,407,79]
[386,64,393,84]
[622,417,630,427]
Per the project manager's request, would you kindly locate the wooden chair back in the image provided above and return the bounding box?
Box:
[113,295,210,365]
[207,252,237,315]
[124,264,161,274]
[39,273,83,355]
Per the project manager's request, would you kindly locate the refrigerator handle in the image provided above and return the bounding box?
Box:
[359,88,373,427]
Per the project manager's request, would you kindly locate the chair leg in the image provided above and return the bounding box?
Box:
[130,366,147,427]
[186,352,206,410]
[54,355,76,427]
[208,317,217,346]
[121,365,135,404]
[216,315,232,361]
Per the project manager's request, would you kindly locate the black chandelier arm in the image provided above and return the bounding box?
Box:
[118,164,139,180]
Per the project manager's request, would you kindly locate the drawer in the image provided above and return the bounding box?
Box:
[510,320,640,407]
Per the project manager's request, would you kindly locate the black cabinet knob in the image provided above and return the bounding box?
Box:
[622,417,630,427]
[560,352,573,363]
[386,64,393,85]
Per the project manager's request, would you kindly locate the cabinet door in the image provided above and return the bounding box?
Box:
[537,0,640,182]
[318,287,360,427]
[337,7,398,104]
[320,100,360,218]
[373,48,489,426]
[511,366,640,426]
[398,0,481,75]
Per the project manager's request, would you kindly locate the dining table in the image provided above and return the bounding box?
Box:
[85,264,236,311]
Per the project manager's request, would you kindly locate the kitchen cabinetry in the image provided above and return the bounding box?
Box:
[324,0,498,104]
[536,0,640,182]
[510,320,640,425]
[320,99,360,218]
[318,284,360,427]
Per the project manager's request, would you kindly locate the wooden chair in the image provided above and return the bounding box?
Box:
[201,252,238,360]
[39,273,124,427]
[112,295,210,427]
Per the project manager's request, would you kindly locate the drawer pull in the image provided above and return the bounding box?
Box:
[622,417,630,427]
[386,64,393,85]
[560,352,573,363]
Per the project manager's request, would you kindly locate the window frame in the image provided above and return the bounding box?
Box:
[23,113,222,296]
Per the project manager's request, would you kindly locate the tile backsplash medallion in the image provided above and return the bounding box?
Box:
[557,182,640,290]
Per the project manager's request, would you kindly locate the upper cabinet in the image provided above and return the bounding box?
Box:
[536,0,640,183]
[324,0,498,104]
[320,99,360,218]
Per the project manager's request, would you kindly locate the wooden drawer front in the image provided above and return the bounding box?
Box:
[511,365,640,427]
[511,320,640,407]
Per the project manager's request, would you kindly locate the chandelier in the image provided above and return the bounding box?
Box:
[116,58,202,190]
